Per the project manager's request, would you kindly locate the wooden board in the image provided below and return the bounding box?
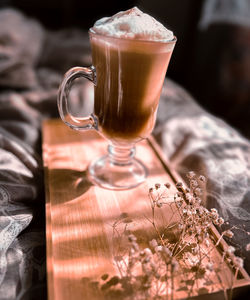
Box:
[43,119,250,300]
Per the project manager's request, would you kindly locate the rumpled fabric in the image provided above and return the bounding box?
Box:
[199,0,250,29]
[0,8,249,300]
[0,8,90,300]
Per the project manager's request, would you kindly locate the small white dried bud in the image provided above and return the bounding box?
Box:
[155,183,161,190]
[203,207,209,215]
[194,188,202,197]
[204,232,209,239]
[196,227,201,235]
[185,193,193,202]
[213,219,220,225]
[155,246,163,252]
[223,230,234,238]
[144,248,152,257]
[182,209,187,215]
[191,208,197,215]
[234,256,244,268]
[245,243,250,251]
[203,221,210,227]
[190,180,198,188]
[226,246,236,254]
[210,208,218,214]
[164,183,171,189]
[178,223,184,230]
[130,248,135,255]
[187,171,196,179]
[176,201,182,208]
[211,212,218,220]
[198,175,206,182]
[206,262,214,271]
[218,217,224,225]
[195,197,202,204]
[176,182,183,188]
[149,239,158,248]
[156,201,163,208]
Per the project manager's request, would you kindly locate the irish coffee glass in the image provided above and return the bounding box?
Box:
[58,30,176,190]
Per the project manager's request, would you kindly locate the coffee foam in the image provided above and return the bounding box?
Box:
[92,7,174,42]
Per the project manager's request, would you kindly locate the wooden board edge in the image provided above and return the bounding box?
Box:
[42,121,55,300]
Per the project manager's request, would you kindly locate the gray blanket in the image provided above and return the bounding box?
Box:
[0,8,249,300]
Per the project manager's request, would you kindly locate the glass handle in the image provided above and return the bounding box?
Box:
[57,66,98,130]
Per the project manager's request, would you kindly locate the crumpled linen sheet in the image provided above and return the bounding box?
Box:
[0,8,249,300]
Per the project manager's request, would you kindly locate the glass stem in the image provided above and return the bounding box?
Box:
[108,143,135,166]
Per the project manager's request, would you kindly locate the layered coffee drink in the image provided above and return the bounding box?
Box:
[90,7,175,143]
[58,7,176,189]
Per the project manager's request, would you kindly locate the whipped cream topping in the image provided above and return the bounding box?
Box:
[92,7,174,42]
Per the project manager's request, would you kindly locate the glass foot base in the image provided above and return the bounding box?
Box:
[88,155,147,190]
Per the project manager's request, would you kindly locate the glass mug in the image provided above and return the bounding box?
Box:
[58,29,176,190]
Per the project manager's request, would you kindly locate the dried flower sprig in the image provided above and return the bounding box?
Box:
[97,171,249,300]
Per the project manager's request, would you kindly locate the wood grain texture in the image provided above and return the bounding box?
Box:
[43,119,250,300]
